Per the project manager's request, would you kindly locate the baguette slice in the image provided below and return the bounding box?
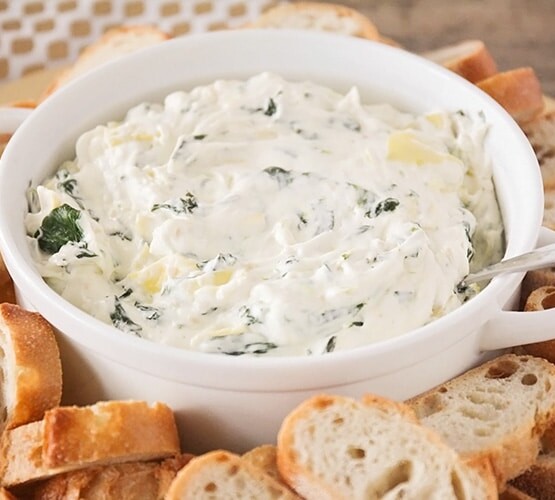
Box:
[277,393,497,499]
[517,286,555,363]
[423,40,498,83]
[28,453,194,500]
[1,400,180,487]
[165,450,301,499]
[407,354,555,489]
[510,450,555,499]
[246,2,380,40]
[520,266,555,309]
[0,303,62,434]
[40,25,169,100]
[476,67,545,124]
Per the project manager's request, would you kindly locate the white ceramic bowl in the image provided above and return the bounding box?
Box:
[1,30,554,453]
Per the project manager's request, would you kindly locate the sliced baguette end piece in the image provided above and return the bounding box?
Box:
[27,453,194,500]
[165,449,300,499]
[477,67,545,124]
[408,354,555,489]
[423,39,498,83]
[0,303,62,434]
[277,393,496,499]
[246,1,380,40]
[1,400,180,487]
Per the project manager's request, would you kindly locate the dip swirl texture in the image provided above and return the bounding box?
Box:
[26,73,504,356]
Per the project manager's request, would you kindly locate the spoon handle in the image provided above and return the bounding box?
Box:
[464,243,555,284]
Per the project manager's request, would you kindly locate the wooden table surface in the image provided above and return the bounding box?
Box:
[316,0,555,95]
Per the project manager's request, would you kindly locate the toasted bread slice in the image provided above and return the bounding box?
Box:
[520,266,555,309]
[407,354,555,489]
[277,393,497,499]
[1,400,180,487]
[0,254,16,303]
[524,285,555,312]
[165,449,300,499]
[40,26,169,100]
[0,303,62,435]
[28,453,194,500]
[476,67,545,124]
[510,450,555,499]
[246,2,380,40]
[423,40,498,83]
[516,286,555,363]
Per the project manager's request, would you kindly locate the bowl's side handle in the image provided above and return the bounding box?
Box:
[480,226,555,351]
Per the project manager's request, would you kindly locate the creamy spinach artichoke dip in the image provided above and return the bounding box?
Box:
[25,73,504,356]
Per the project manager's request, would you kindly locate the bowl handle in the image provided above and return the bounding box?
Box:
[480,226,555,351]
[0,107,32,134]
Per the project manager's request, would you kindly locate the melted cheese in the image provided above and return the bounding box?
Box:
[25,73,504,357]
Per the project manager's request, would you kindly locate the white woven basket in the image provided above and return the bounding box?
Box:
[0,0,277,82]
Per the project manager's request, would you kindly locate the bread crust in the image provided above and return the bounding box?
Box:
[520,267,555,310]
[246,2,380,40]
[424,40,498,83]
[43,401,179,468]
[408,354,555,489]
[277,393,497,499]
[28,453,194,500]
[477,67,545,124]
[165,449,300,499]
[1,401,180,487]
[517,286,555,362]
[0,303,62,434]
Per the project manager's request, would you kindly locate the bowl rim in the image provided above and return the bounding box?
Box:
[0,29,543,390]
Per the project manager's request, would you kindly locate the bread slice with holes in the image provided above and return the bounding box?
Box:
[0,303,62,435]
[277,393,497,499]
[26,453,194,500]
[0,400,180,487]
[520,266,555,309]
[165,449,301,499]
[407,354,555,489]
[515,286,555,364]
[245,2,380,40]
[476,67,545,124]
[423,40,498,83]
[40,25,169,100]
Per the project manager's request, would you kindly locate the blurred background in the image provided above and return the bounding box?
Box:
[0,0,554,93]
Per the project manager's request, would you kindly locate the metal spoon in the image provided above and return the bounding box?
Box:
[461,243,555,287]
